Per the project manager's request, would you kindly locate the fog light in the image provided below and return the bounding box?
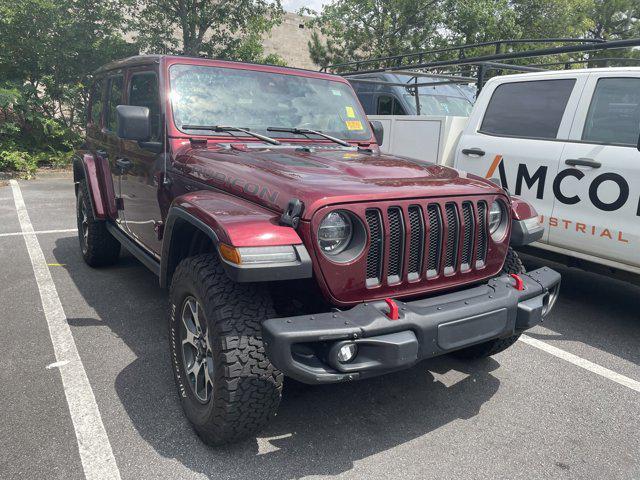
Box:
[336,343,358,363]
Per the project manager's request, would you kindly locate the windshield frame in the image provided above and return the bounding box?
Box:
[166,62,374,142]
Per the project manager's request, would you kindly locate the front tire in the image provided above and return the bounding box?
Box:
[168,254,283,446]
[452,248,524,360]
[76,180,120,267]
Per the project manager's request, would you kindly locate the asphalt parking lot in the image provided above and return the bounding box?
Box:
[1,172,639,480]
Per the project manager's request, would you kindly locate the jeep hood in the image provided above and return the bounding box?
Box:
[173,145,502,220]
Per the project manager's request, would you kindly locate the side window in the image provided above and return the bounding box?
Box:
[377,95,406,115]
[129,72,161,141]
[378,95,393,115]
[393,98,405,115]
[582,78,640,146]
[105,75,124,132]
[480,79,576,139]
[89,79,104,126]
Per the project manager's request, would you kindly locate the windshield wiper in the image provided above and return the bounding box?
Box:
[266,127,352,148]
[181,125,281,146]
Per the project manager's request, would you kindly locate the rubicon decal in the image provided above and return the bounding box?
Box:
[485,155,639,215]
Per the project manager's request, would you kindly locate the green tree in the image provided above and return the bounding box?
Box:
[305,0,444,68]
[0,0,135,174]
[127,0,285,63]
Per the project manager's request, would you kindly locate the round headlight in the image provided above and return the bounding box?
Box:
[488,200,509,241]
[488,201,503,235]
[318,211,352,255]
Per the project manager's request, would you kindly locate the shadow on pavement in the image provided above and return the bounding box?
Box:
[520,252,640,366]
[55,235,502,479]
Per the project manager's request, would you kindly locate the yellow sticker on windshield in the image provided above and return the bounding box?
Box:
[345,106,356,118]
[345,120,363,131]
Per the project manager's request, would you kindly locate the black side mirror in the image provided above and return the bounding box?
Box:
[370,120,384,146]
[116,105,151,142]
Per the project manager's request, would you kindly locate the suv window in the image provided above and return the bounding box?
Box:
[129,72,161,140]
[105,75,124,132]
[480,79,576,139]
[90,79,104,126]
[582,77,640,146]
[377,95,405,115]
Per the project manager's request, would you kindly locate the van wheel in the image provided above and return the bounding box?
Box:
[168,253,283,446]
[452,248,524,360]
[76,180,120,267]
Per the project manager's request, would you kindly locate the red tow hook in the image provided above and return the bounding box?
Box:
[509,273,524,291]
[384,298,400,320]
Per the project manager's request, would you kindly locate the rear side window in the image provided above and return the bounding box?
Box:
[480,79,576,139]
[89,79,104,126]
[105,75,124,132]
[377,95,405,115]
[582,78,640,146]
[129,72,161,140]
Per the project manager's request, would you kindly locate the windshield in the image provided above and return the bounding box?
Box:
[404,93,473,116]
[169,64,372,141]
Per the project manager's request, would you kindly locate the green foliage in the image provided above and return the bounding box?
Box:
[305,0,444,68]
[307,0,640,68]
[127,0,285,64]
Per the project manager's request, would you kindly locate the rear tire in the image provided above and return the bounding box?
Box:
[168,253,282,446]
[452,248,524,360]
[76,180,120,267]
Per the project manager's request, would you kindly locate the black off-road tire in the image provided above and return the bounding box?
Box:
[76,180,120,267]
[168,253,283,446]
[452,248,525,360]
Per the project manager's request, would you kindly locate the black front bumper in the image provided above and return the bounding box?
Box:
[262,267,561,384]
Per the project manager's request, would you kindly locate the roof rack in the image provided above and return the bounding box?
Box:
[323,37,640,96]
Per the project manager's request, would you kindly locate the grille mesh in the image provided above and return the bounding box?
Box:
[461,202,474,268]
[365,209,383,283]
[407,206,424,277]
[362,199,492,287]
[427,205,442,274]
[444,204,459,270]
[477,202,488,264]
[387,207,404,280]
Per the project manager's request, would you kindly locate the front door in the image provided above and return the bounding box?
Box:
[455,74,585,244]
[119,69,164,255]
[100,73,125,225]
[549,73,640,269]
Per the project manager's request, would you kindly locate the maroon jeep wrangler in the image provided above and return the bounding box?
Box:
[74,55,560,445]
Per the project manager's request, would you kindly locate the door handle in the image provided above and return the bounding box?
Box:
[116,158,133,170]
[565,158,601,168]
[96,150,109,159]
[461,148,486,157]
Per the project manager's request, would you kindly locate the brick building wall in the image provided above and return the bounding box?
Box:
[262,12,320,70]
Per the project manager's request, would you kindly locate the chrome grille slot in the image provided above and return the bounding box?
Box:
[387,207,405,284]
[365,209,383,286]
[407,205,424,281]
[443,203,459,274]
[461,202,474,271]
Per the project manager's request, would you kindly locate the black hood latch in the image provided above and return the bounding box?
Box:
[280,198,304,229]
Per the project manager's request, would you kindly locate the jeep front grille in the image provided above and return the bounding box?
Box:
[365,200,489,287]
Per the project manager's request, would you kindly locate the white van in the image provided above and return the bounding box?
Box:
[454,67,640,279]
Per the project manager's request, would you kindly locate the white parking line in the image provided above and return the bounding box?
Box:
[0,228,77,238]
[520,335,640,393]
[10,180,121,480]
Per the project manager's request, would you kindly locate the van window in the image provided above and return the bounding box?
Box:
[90,79,104,126]
[129,72,161,140]
[480,79,576,139]
[105,75,124,132]
[582,78,640,146]
[377,95,405,115]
